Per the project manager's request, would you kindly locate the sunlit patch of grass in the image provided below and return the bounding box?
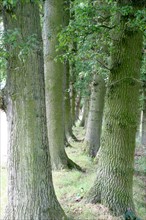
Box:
[0,166,7,219]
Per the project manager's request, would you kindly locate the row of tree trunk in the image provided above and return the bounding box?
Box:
[0,0,145,219]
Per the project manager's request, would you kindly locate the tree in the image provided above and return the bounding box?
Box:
[84,74,105,157]
[86,0,144,216]
[1,1,66,219]
[43,0,82,170]
[63,0,78,143]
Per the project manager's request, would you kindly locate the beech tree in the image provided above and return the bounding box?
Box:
[1,1,66,219]
[86,0,145,216]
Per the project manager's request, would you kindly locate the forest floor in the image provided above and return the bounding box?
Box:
[53,125,146,220]
[0,124,146,219]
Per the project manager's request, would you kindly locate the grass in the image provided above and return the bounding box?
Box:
[0,125,145,219]
[53,140,121,220]
[53,126,146,220]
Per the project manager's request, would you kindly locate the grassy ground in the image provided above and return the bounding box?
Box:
[53,127,122,220]
[53,126,146,220]
[0,126,146,219]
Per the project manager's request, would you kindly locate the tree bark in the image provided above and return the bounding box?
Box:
[86,6,143,216]
[84,74,105,157]
[2,2,66,220]
[43,0,82,170]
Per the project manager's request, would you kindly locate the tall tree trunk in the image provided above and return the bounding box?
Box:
[86,5,143,216]
[63,1,73,143]
[2,2,66,220]
[84,74,105,157]
[43,0,82,170]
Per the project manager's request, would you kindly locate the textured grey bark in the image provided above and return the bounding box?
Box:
[43,0,82,170]
[86,5,143,216]
[84,74,105,157]
[2,2,66,220]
